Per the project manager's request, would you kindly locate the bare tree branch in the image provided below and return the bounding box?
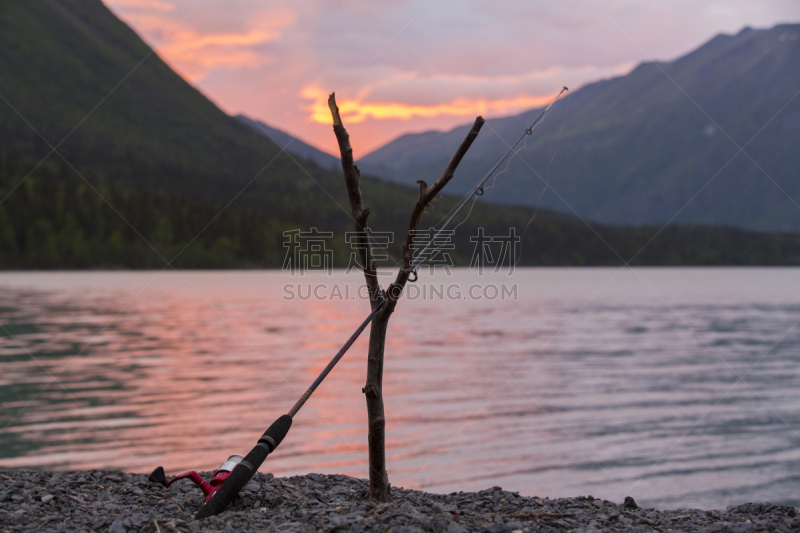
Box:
[390,116,485,301]
[427,116,486,200]
[328,92,380,302]
[328,93,484,501]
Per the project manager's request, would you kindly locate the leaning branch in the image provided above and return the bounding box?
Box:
[390,116,485,301]
[328,92,380,302]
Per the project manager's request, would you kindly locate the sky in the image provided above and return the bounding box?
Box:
[103,0,800,156]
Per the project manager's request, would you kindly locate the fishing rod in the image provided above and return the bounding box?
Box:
[148,299,385,518]
[149,87,567,519]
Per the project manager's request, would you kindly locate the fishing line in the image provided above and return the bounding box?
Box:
[411,86,569,272]
[447,128,536,236]
[514,93,571,268]
[447,147,519,237]
[447,103,563,238]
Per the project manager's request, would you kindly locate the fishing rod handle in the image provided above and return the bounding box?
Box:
[195,414,293,519]
[288,389,312,418]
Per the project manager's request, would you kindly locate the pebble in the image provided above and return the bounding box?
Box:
[623,495,638,509]
[0,469,798,532]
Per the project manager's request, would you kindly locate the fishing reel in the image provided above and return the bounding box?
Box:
[145,414,293,519]
[148,454,245,503]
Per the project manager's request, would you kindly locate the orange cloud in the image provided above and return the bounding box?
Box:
[301,87,557,124]
[165,46,270,76]
[167,24,288,52]
[113,7,294,81]
[112,0,175,11]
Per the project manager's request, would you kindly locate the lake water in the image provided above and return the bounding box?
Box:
[1,269,799,510]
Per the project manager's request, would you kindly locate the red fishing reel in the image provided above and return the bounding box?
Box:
[148,454,244,503]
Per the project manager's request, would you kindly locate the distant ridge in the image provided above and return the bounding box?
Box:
[236,115,340,171]
[359,24,800,233]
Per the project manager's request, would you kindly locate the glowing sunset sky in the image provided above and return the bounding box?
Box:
[104,0,799,156]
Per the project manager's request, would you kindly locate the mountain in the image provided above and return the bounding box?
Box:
[359,24,800,233]
[1,0,799,268]
[0,0,340,209]
[236,115,340,171]
[0,0,474,267]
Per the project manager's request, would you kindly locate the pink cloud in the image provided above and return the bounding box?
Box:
[102,0,800,155]
[112,0,175,11]
[106,2,293,81]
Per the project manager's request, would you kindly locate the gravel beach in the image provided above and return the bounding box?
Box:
[1,469,797,533]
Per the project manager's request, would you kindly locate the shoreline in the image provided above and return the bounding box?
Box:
[1,470,797,533]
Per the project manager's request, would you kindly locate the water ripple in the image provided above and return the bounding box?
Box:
[1,268,799,510]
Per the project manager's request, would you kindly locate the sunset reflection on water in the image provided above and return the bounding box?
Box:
[2,269,800,510]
